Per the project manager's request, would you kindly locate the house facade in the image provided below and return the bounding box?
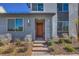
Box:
[0,3,78,40]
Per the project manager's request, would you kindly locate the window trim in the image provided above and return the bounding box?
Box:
[7,18,24,32]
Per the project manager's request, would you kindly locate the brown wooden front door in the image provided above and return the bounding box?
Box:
[36,20,44,39]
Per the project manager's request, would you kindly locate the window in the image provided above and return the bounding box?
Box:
[27,3,30,8]
[38,3,43,11]
[8,18,23,31]
[57,3,68,12]
[63,3,68,12]
[63,21,69,32]
[57,3,69,37]
[58,12,69,21]
[32,3,37,11]
[57,4,62,12]
[57,21,69,37]
[57,21,62,31]
[8,19,15,31]
[57,13,69,37]
[32,3,43,11]
[16,19,23,31]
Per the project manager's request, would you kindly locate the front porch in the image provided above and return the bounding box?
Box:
[0,13,56,41]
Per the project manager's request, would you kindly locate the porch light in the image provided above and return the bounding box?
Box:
[27,19,31,26]
[28,19,30,24]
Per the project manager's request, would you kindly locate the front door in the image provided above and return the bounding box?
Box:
[36,20,44,40]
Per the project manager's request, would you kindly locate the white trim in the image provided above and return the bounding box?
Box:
[6,17,24,32]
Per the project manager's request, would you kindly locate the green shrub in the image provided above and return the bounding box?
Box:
[58,39,64,43]
[0,47,5,54]
[16,47,27,53]
[47,40,54,46]
[48,46,54,52]
[64,44,76,52]
[15,40,21,46]
[0,41,4,47]
[2,47,14,54]
[58,38,72,44]
[75,47,79,49]
[64,39,72,43]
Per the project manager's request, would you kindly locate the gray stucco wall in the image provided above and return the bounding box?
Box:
[44,3,57,13]
[44,3,78,38]
[0,14,53,40]
[69,3,78,38]
[0,3,78,40]
[0,16,7,34]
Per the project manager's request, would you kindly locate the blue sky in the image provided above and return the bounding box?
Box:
[0,3,31,13]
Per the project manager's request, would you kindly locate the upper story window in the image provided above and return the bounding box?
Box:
[27,3,30,8]
[57,3,69,12]
[8,18,23,31]
[32,3,44,11]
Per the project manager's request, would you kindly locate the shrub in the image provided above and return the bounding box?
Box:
[47,40,54,46]
[0,47,5,54]
[64,44,76,52]
[2,47,14,54]
[0,44,15,54]
[0,41,4,47]
[15,40,28,47]
[58,39,64,43]
[64,39,72,44]
[15,40,22,46]
[26,42,32,56]
[16,47,27,53]
[48,46,54,52]
[75,47,79,51]
[75,47,79,49]
[58,38,72,44]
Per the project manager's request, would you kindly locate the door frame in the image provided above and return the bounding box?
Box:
[35,19,45,40]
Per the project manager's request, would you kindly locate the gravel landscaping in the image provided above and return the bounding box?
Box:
[47,37,79,55]
[0,39,33,56]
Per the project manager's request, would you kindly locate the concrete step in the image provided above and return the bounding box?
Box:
[33,41,46,44]
[33,43,45,47]
[32,47,49,52]
[32,41,50,56]
[32,51,50,56]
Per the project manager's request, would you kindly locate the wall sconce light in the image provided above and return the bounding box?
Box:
[28,19,30,24]
[27,19,30,26]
